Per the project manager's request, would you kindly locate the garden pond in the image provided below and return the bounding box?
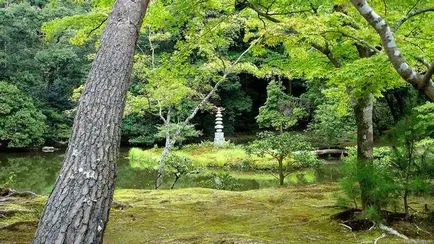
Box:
[0,147,342,194]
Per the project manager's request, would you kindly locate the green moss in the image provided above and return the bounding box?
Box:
[1,186,431,243]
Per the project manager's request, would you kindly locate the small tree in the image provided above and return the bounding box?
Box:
[246,132,312,186]
[338,147,398,213]
[257,81,306,133]
[385,102,434,217]
[165,154,197,189]
[308,102,356,148]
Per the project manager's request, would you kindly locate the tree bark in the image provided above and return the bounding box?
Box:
[156,130,171,189]
[351,0,434,101]
[353,94,374,210]
[278,158,284,186]
[33,1,149,243]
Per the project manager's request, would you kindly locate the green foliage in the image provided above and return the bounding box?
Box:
[247,132,311,161]
[165,154,197,189]
[156,123,201,146]
[338,148,399,210]
[247,131,314,185]
[292,152,322,169]
[308,101,356,148]
[328,54,404,100]
[0,2,93,145]
[122,113,160,146]
[383,102,434,214]
[207,171,241,190]
[257,81,306,131]
[0,82,46,148]
[128,147,160,170]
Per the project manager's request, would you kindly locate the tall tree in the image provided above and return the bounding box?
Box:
[238,0,408,209]
[351,0,434,100]
[33,0,149,243]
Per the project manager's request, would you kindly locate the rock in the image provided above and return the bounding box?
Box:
[112,200,130,210]
[0,188,36,198]
[0,188,14,197]
[41,146,57,153]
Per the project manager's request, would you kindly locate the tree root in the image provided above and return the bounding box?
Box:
[373,233,386,244]
[339,223,352,231]
[0,221,37,230]
[368,221,376,231]
[310,204,339,208]
[0,188,36,198]
[7,191,37,198]
[414,224,431,236]
[0,209,33,218]
[379,224,409,240]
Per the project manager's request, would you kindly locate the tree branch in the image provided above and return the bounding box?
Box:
[321,30,381,54]
[245,2,281,23]
[86,18,107,37]
[351,0,434,101]
[423,63,434,87]
[311,41,341,68]
[415,56,430,68]
[166,36,263,145]
[394,7,434,31]
[183,35,263,125]
[147,25,155,69]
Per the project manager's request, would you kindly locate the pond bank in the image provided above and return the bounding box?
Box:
[1,184,432,243]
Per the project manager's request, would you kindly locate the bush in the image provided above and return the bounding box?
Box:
[246,131,314,185]
[338,148,399,210]
[165,154,198,189]
[208,172,240,190]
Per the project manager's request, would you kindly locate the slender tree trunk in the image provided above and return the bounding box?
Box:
[156,133,171,189]
[403,190,409,217]
[278,158,284,186]
[171,175,180,189]
[33,1,149,243]
[353,94,374,210]
[404,141,413,218]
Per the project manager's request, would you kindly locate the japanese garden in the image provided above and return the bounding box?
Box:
[0,0,433,243]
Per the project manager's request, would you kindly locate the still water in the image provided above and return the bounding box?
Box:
[0,148,342,194]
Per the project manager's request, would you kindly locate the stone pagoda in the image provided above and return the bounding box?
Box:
[214,107,225,146]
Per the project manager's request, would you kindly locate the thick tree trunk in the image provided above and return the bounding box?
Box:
[33,1,149,243]
[353,95,374,210]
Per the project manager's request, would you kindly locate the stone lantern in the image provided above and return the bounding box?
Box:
[214,107,225,146]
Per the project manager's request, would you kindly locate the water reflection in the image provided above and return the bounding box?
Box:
[0,148,341,194]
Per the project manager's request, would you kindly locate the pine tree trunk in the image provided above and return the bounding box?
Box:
[33,1,149,243]
[353,94,374,210]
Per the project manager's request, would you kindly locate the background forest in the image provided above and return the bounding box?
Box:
[0,0,433,243]
[2,0,431,150]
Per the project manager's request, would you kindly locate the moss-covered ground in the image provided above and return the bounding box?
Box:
[1,184,432,243]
